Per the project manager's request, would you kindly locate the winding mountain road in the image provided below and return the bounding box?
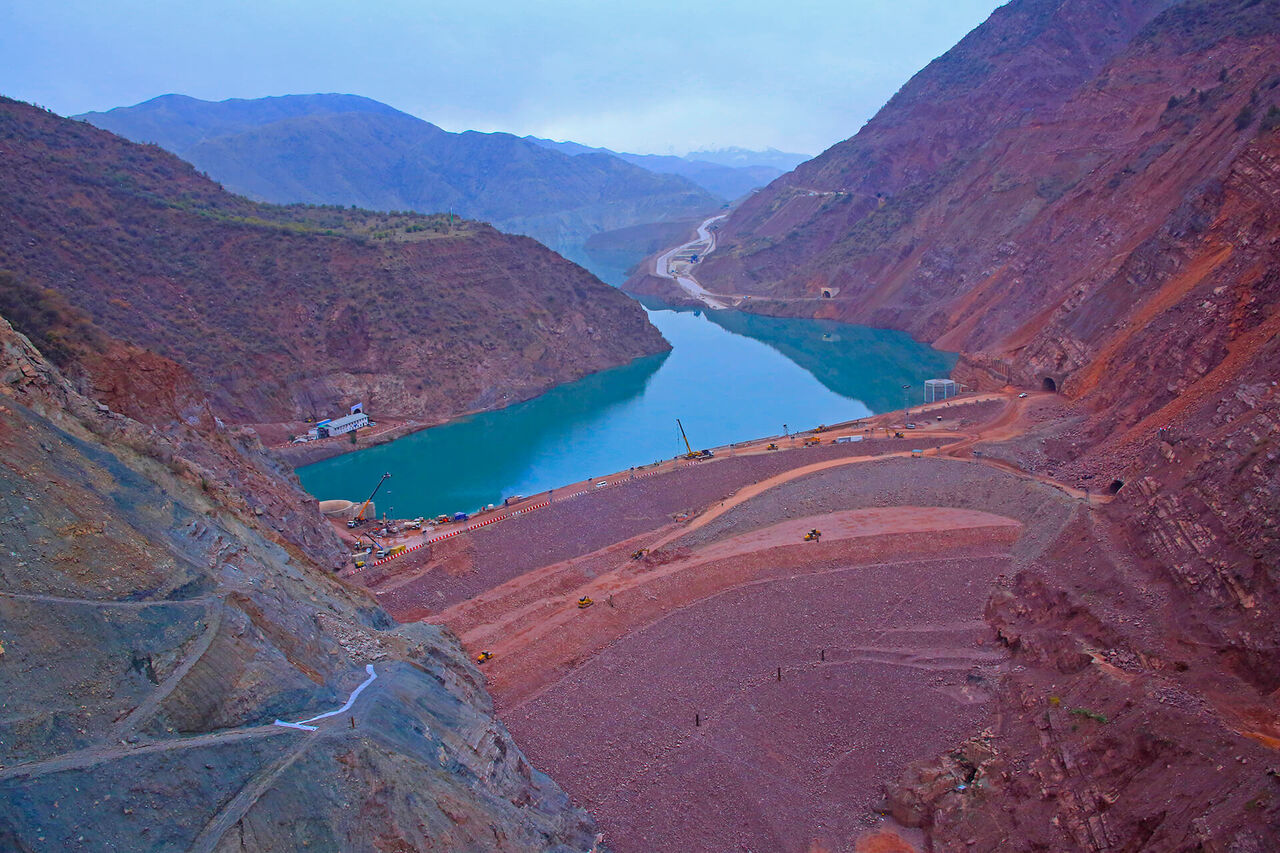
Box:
[652,213,731,309]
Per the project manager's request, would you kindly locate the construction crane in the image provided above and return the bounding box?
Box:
[676,419,714,460]
[348,472,392,528]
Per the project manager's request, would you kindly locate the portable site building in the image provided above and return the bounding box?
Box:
[317,412,369,438]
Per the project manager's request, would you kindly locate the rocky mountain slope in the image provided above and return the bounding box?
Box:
[629,0,1280,848]
[1,97,668,431]
[0,312,601,850]
[77,94,722,268]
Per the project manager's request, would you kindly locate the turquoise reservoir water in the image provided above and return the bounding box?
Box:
[297,306,955,519]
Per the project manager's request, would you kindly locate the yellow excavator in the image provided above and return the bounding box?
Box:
[476,651,493,664]
[803,528,822,542]
[577,596,595,609]
[766,443,779,451]
[631,548,649,560]
[677,418,715,460]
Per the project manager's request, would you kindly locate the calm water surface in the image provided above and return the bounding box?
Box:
[297,306,955,519]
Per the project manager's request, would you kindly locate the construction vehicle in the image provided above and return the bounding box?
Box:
[361,532,388,559]
[348,472,392,528]
[476,651,493,664]
[676,418,714,460]
[577,596,595,609]
[894,431,905,439]
[803,529,822,542]
[350,544,372,569]
[766,443,779,451]
[803,436,821,447]
[631,548,649,560]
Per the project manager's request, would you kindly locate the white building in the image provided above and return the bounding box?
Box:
[317,412,369,437]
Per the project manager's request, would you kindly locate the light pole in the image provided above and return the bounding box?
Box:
[902,384,911,421]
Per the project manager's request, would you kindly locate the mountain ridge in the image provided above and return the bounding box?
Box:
[524,135,809,200]
[77,93,723,268]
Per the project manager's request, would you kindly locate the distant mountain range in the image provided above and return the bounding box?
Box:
[524,136,810,201]
[76,94,730,279]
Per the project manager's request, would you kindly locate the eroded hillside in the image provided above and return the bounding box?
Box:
[0,97,667,429]
[0,312,602,851]
[621,0,1280,848]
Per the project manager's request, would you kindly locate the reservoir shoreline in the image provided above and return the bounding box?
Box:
[297,307,957,520]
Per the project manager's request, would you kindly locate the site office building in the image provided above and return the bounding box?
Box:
[310,411,369,439]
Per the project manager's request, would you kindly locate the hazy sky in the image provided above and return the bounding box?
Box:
[2,1,1003,156]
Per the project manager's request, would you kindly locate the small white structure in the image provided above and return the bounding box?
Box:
[317,412,369,437]
[924,378,958,403]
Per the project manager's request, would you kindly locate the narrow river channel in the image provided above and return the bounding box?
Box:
[297,303,955,519]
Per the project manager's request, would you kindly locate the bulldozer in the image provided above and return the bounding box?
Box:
[577,596,595,609]
[476,651,493,664]
[803,528,822,542]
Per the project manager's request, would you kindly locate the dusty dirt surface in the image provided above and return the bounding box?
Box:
[375,438,946,618]
[443,507,1022,708]
[499,540,1016,852]
[457,449,1075,853]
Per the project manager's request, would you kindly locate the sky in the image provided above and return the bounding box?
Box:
[1,0,1004,156]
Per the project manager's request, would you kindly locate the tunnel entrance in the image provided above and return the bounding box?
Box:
[1042,377,1057,393]
[822,289,832,298]
[1109,479,1125,494]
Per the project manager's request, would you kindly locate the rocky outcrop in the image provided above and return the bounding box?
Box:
[682,0,1279,400]
[0,313,601,850]
[0,97,668,430]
